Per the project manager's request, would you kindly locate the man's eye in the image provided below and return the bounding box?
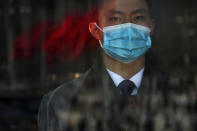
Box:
[132,16,145,22]
[109,17,123,23]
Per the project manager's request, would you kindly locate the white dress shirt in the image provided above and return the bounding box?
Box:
[106,68,145,95]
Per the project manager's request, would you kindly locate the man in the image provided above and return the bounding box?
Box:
[89,0,154,81]
[38,0,195,131]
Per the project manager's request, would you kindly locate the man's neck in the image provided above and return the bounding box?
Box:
[103,53,145,79]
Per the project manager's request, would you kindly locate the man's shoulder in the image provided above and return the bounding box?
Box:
[43,68,92,105]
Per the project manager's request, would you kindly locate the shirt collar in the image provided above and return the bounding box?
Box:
[106,67,145,89]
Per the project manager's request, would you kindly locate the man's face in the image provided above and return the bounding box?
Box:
[98,0,152,29]
[89,0,154,46]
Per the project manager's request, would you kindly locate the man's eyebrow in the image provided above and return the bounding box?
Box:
[109,9,124,15]
[131,9,149,14]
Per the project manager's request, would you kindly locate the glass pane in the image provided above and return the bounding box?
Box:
[0,0,196,130]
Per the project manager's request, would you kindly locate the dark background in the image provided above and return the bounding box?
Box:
[0,0,197,130]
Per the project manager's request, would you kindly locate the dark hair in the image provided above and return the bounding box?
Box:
[147,0,152,10]
[146,0,153,17]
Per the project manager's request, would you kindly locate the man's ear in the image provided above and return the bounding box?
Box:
[89,22,103,40]
[150,19,155,36]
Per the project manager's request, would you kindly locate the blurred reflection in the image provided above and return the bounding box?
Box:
[37,0,196,131]
[0,0,196,131]
[12,9,98,64]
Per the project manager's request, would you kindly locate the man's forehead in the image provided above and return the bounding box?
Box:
[99,0,149,14]
[100,0,148,10]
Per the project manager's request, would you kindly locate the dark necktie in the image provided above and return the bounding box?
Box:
[117,80,136,95]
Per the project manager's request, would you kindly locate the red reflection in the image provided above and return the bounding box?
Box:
[12,21,51,59]
[12,8,99,64]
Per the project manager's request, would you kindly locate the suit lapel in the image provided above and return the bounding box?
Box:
[83,63,117,90]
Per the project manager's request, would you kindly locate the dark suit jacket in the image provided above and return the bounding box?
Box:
[38,63,196,131]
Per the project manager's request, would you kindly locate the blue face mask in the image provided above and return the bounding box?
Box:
[95,23,152,63]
